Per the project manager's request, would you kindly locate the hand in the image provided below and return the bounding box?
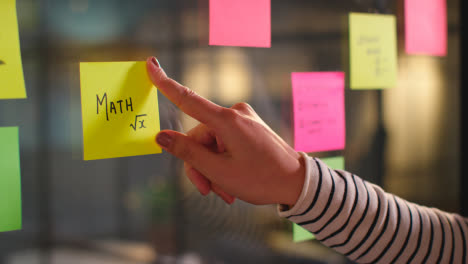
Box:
[146,57,305,206]
[185,123,236,204]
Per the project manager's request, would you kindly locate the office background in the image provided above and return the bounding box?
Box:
[0,0,463,263]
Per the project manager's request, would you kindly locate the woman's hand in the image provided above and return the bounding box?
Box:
[185,123,236,204]
[147,57,305,206]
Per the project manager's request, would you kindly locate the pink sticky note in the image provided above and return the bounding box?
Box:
[209,0,271,48]
[405,0,447,56]
[292,72,346,153]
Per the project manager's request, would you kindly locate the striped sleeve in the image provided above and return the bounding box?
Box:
[278,153,468,264]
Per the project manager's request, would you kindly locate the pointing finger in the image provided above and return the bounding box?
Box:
[146,57,224,127]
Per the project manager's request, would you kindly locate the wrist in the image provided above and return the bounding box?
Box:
[285,153,306,207]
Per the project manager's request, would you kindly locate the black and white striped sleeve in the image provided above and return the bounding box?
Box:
[278,153,468,264]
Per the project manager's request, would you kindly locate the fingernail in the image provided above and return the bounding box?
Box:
[199,183,211,196]
[151,57,160,68]
[156,132,172,148]
[200,189,211,196]
[221,195,234,205]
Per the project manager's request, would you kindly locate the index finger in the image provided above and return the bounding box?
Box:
[146,57,224,126]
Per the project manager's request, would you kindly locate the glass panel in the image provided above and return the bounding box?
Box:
[0,0,460,263]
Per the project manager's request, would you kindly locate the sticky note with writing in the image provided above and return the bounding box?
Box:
[349,13,398,89]
[0,0,26,99]
[0,127,22,232]
[209,0,271,48]
[293,156,344,242]
[80,61,161,160]
[405,0,447,56]
[292,72,345,153]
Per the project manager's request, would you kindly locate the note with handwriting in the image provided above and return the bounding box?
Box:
[405,0,447,56]
[349,13,397,89]
[292,72,345,153]
[80,61,161,160]
[293,156,344,242]
[209,0,271,47]
[0,127,22,232]
[0,0,26,99]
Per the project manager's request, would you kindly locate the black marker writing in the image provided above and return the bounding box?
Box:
[298,102,328,111]
[367,48,380,55]
[96,93,133,121]
[358,36,379,45]
[139,119,146,129]
[307,128,322,134]
[130,114,147,131]
[97,93,109,121]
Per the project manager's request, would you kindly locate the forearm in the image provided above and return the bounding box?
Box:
[279,153,468,263]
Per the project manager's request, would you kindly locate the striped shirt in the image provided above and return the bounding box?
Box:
[278,153,468,263]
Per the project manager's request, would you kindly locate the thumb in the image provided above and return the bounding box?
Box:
[156,130,226,179]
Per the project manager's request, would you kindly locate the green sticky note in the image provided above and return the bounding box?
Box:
[349,13,397,89]
[293,156,345,242]
[0,127,22,232]
[322,156,345,171]
[293,223,316,242]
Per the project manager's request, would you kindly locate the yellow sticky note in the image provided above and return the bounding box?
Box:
[80,61,161,160]
[0,0,27,99]
[349,13,397,89]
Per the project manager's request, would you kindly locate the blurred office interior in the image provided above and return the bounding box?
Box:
[0,0,462,263]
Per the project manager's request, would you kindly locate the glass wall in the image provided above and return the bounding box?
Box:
[0,0,460,263]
